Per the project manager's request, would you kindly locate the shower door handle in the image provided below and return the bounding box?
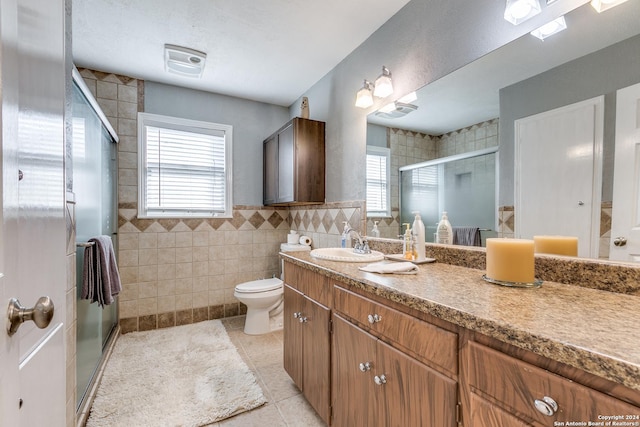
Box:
[6,296,55,336]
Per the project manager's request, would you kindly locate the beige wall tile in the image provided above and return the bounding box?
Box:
[176,231,193,247]
[176,247,193,263]
[138,249,158,266]
[138,297,157,316]
[158,233,176,248]
[158,263,176,280]
[96,81,117,100]
[119,249,139,267]
[139,281,158,299]
[139,232,158,249]
[119,233,139,250]
[157,295,175,313]
[157,279,176,296]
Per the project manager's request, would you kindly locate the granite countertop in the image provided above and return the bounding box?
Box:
[281,251,640,392]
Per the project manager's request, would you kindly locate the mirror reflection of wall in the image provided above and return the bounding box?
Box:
[365,119,498,240]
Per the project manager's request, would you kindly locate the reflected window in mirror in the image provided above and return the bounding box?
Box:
[366,146,391,218]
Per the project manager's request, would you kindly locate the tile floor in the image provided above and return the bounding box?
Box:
[211,316,326,427]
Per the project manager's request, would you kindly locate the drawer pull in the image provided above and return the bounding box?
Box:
[374,374,387,385]
[358,362,372,372]
[534,396,558,416]
[293,312,301,319]
[367,314,382,324]
[298,316,308,323]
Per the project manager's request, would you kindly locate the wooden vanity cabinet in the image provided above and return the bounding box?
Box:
[282,262,331,424]
[332,285,458,427]
[464,341,640,426]
[263,117,325,206]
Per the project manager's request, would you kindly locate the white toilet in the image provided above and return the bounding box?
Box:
[234,242,310,335]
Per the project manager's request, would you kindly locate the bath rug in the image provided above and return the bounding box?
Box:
[86,320,267,427]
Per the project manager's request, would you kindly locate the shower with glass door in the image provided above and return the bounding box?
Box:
[71,69,119,413]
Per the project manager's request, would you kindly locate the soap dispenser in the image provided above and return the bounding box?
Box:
[402,223,414,260]
[436,212,453,245]
[371,221,380,238]
[341,222,352,248]
[411,211,426,260]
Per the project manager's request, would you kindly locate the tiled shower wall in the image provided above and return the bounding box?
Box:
[367,119,499,239]
[79,68,365,333]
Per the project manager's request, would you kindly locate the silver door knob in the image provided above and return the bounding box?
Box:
[358,362,372,372]
[7,296,54,336]
[367,314,382,324]
[614,237,627,247]
[293,312,300,318]
[534,396,558,416]
[374,374,387,385]
[298,316,308,323]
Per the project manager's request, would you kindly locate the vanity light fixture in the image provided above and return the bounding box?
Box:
[355,80,374,109]
[504,0,542,25]
[164,44,206,78]
[530,16,567,40]
[373,66,394,98]
[590,0,629,13]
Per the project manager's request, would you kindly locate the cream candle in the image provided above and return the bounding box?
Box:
[534,235,578,257]
[486,238,535,284]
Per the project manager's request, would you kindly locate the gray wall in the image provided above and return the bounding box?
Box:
[144,81,290,205]
[288,0,587,203]
[499,34,640,206]
[366,123,387,148]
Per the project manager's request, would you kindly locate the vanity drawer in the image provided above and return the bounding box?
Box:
[467,341,640,425]
[333,285,457,376]
[283,261,331,307]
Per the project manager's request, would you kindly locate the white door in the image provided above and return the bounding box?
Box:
[610,82,640,262]
[515,97,604,258]
[0,0,68,425]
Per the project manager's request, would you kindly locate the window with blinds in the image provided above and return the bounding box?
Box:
[366,146,391,217]
[138,113,233,218]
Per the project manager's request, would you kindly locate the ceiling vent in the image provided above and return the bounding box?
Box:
[374,102,418,119]
[164,44,206,78]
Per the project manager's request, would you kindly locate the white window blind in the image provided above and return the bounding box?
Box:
[366,146,391,217]
[138,113,233,218]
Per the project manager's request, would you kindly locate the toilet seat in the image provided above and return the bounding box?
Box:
[235,277,282,293]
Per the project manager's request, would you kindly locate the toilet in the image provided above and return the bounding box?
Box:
[234,242,310,335]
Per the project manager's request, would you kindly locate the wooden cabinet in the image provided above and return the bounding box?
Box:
[332,286,458,427]
[283,263,331,424]
[465,341,640,426]
[263,117,325,206]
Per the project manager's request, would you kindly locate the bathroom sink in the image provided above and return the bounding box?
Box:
[310,247,385,263]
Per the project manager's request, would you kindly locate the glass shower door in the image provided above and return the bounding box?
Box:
[72,81,118,409]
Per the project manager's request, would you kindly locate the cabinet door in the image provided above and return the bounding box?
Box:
[277,122,295,203]
[263,135,278,205]
[469,393,532,427]
[377,338,458,427]
[283,284,304,389]
[332,314,378,427]
[302,296,331,424]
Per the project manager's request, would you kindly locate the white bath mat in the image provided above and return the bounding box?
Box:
[87,319,267,427]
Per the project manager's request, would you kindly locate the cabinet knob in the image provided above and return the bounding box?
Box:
[373,374,387,385]
[298,316,308,323]
[358,362,372,372]
[293,312,300,319]
[367,314,382,324]
[534,396,558,416]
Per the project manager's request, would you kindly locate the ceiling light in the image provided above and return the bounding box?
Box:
[590,0,629,13]
[397,92,417,104]
[164,44,206,78]
[530,16,567,40]
[373,66,394,98]
[504,0,542,25]
[355,80,374,109]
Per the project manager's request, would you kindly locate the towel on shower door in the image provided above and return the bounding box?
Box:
[452,227,482,247]
[82,235,122,307]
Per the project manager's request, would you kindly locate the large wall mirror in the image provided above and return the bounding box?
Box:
[365,0,640,261]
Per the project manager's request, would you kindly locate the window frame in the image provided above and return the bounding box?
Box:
[137,112,233,219]
[366,145,392,218]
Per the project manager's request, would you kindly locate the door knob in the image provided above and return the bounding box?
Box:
[613,236,627,247]
[7,296,54,336]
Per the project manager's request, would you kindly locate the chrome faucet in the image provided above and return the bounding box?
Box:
[344,225,371,254]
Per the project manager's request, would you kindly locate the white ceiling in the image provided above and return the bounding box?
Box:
[72,0,412,107]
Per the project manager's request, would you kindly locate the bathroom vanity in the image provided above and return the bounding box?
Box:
[281,251,640,426]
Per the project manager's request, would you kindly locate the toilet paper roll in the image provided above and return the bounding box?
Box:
[299,236,312,246]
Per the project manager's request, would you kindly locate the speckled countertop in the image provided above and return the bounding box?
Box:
[281,251,640,392]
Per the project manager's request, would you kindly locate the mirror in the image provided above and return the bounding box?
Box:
[365,1,640,260]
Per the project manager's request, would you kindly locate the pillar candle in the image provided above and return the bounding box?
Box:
[533,235,578,257]
[486,238,535,283]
